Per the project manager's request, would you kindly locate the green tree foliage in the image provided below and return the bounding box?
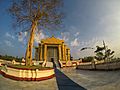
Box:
[0,54,22,62]
[94,46,105,53]
[83,56,94,62]
[94,41,115,61]
[95,51,104,60]
[80,47,94,51]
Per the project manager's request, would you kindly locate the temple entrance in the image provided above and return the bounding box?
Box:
[35,36,71,65]
[47,46,60,68]
[47,47,58,62]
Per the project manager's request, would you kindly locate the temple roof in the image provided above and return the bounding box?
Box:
[41,36,64,44]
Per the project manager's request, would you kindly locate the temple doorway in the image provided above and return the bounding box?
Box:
[47,47,58,62]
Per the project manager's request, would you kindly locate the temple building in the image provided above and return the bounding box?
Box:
[35,36,70,62]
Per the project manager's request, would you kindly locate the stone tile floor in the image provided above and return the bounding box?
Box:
[61,67,120,90]
[55,68,86,90]
[1,67,120,90]
[0,75,58,90]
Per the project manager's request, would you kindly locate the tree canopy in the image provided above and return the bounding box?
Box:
[9,0,64,32]
[94,41,115,61]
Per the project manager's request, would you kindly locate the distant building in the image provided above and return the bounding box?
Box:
[35,36,70,62]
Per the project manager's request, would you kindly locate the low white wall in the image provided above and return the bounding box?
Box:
[61,60,82,67]
[77,61,120,70]
[1,66,54,81]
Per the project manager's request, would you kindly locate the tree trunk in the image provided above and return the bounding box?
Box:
[25,21,37,66]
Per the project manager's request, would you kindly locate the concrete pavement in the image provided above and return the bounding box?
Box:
[55,68,86,90]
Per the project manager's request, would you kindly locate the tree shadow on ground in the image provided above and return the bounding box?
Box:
[54,68,87,90]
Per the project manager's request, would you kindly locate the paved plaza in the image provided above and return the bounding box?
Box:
[0,74,58,90]
[61,67,120,90]
[1,67,120,90]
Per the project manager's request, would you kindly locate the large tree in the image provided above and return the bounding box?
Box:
[8,0,63,66]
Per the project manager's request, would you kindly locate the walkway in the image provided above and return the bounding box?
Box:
[55,68,86,90]
[61,67,120,90]
[1,67,120,90]
[0,74,57,90]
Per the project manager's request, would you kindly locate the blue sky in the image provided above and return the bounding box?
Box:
[0,0,120,58]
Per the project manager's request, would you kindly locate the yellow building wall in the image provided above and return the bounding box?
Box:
[35,37,71,62]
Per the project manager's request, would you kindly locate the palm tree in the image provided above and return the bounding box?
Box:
[8,0,64,66]
[94,41,115,62]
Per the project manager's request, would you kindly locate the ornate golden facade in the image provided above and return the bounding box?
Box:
[35,36,70,62]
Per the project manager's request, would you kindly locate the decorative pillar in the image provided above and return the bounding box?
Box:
[62,43,65,61]
[58,45,62,61]
[44,44,47,61]
[38,44,40,61]
[40,43,43,61]
[67,49,70,61]
[64,45,66,61]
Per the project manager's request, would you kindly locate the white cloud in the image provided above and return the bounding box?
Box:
[69,26,81,36]
[34,30,47,43]
[18,29,48,45]
[61,32,70,42]
[18,31,28,45]
[4,40,14,47]
[18,36,23,42]
[70,37,107,58]
[71,38,79,47]
[98,12,120,57]
[75,32,80,37]
[24,31,27,36]
[18,32,25,42]
[5,32,15,40]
